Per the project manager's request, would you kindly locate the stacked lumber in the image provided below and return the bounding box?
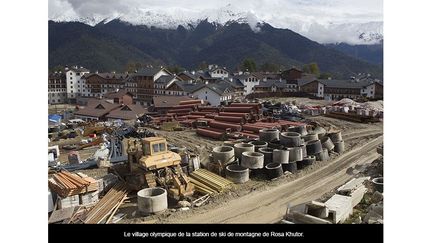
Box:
[83,182,128,224]
[49,171,98,198]
[189,169,232,194]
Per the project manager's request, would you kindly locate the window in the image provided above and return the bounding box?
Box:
[152,143,160,153]
[70,77,72,80]
[70,86,73,89]
[159,143,166,152]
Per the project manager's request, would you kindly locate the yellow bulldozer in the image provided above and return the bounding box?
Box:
[125,137,194,200]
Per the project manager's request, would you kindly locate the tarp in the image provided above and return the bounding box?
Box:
[48,114,62,124]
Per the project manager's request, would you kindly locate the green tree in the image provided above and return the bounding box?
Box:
[309,62,320,76]
[241,58,257,72]
[302,63,320,76]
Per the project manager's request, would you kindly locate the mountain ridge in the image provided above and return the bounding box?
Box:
[49,20,383,79]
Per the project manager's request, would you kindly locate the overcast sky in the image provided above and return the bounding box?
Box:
[49,0,383,44]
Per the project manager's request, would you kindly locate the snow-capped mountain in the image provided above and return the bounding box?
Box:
[49,3,382,45]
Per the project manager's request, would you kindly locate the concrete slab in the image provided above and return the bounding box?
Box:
[305,201,329,219]
[337,176,370,195]
[350,185,368,208]
[325,194,353,223]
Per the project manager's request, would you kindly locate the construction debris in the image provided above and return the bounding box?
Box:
[83,182,129,224]
[48,171,98,198]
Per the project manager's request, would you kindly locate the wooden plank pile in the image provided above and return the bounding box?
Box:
[83,182,128,224]
[189,169,232,194]
[48,171,98,198]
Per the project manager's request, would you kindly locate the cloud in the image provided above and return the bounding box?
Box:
[48,0,383,44]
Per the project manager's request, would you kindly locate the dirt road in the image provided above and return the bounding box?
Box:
[167,134,383,223]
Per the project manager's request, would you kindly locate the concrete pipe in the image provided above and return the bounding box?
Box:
[258,147,274,166]
[248,140,268,152]
[302,155,316,166]
[306,140,323,155]
[315,148,329,161]
[288,125,308,136]
[296,160,306,170]
[372,177,383,193]
[268,140,284,150]
[302,133,319,143]
[225,164,249,184]
[241,152,264,169]
[300,144,308,158]
[259,128,280,142]
[212,146,235,164]
[280,132,302,147]
[265,163,283,180]
[313,127,327,139]
[137,187,168,215]
[234,143,255,161]
[273,149,289,164]
[287,147,303,162]
[334,140,345,153]
[320,136,335,151]
[328,131,343,143]
[282,162,297,173]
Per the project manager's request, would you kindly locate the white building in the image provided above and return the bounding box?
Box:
[191,83,233,106]
[65,66,90,100]
[208,65,229,79]
[235,73,260,95]
[48,71,67,104]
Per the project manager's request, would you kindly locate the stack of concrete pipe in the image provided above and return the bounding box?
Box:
[214,126,348,181]
[234,143,255,162]
[328,131,345,153]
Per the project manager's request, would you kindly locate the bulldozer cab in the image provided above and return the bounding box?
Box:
[142,137,168,156]
[139,137,181,170]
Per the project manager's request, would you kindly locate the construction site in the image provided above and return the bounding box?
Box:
[48,97,383,224]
